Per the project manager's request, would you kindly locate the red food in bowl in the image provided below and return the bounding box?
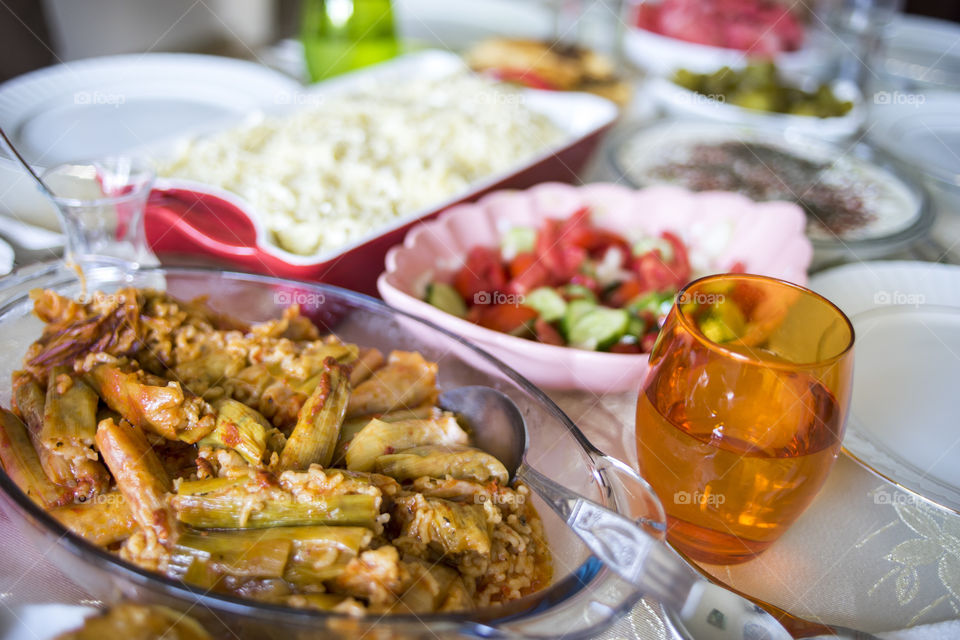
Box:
[636,0,805,55]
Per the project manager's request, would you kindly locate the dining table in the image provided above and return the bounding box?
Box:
[2,24,960,640]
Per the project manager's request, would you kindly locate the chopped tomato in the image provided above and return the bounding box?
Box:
[508,252,537,280]
[639,310,658,329]
[633,252,676,293]
[660,231,692,286]
[568,273,599,295]
[606,279,644,308]
[475,304,538,336]
[506,260,550,295]
[641,332,660,352]
[728,261,747,273]
[610,342,643,354]
[536,219,585,284]
[534,218,563,277]
[534,318,565,346]
[567,227,631,259]
[453,246,507,302]
[729,280,765,317]
[561,246,587,277]
[558,207,591,237]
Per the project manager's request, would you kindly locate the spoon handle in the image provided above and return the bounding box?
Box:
[518,465,795,640]
[0,126,55,198]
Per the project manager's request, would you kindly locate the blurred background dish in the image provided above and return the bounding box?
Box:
[811,261,960,514]
[611,120,932,267]
[880,13,960,92]
[648,64,863,141]
[622,0,833,78]
[143,50,617,294]
[379,182,811,392]
[868,91,960,227]
[0,53,301,233]
[670,63,855,117]
[633,0,806,55]
[465,37,632,106]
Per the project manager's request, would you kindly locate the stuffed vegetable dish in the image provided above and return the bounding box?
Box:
[0,288,552,615]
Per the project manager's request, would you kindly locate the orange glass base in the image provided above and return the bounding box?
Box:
[665,517,774,565]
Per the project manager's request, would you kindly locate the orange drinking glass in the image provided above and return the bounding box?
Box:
[635,274,854,565]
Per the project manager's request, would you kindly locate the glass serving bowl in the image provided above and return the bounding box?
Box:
[0,265,665,640]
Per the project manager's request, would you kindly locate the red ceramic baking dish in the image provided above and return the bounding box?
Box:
[143,51,619,296]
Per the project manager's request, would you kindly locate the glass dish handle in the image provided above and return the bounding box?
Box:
[517,463,799,640]
[517,463,696,609]
[0,261,62,308]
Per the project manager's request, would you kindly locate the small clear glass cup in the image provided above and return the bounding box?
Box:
[42,157,159,277]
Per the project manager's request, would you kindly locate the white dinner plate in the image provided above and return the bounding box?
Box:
[811,260,960,513]
[868,92,960,188]
[0,53,301,235]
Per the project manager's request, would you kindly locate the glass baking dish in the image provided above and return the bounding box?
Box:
[0,264,665,639]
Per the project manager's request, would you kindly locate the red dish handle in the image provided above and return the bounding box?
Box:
[145,187,261,259]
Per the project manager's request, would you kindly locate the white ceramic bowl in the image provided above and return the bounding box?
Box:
[378,182,812,392]
[623,25,832,78]
[647,76,865,142]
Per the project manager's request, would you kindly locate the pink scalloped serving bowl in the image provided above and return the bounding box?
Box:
[378,182,812,392]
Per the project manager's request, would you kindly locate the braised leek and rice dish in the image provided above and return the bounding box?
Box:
[0,288,551,614]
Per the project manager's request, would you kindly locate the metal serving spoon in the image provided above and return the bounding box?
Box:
[0,126,57,199]
[439,386,878,640]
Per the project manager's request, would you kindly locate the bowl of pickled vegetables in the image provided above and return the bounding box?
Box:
[378,182,812,392]
[649,62,864,141]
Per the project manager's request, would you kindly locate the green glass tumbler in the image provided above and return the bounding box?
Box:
[301,0,399,82]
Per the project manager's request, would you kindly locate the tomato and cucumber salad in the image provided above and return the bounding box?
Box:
[424,207,701,353]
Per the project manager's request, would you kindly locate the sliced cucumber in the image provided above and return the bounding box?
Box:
[500,226,536,259]
[425,282,467,318]
[562,298,597,338]
[525,287,567,323]
[568,307,630,351]
[628,290,676,317]
[698,299,747,344]
[632,236,673,261]
[563,284,597,303]
[626,315,647,339]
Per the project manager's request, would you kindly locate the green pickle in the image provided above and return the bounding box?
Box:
[672,63,853,118]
